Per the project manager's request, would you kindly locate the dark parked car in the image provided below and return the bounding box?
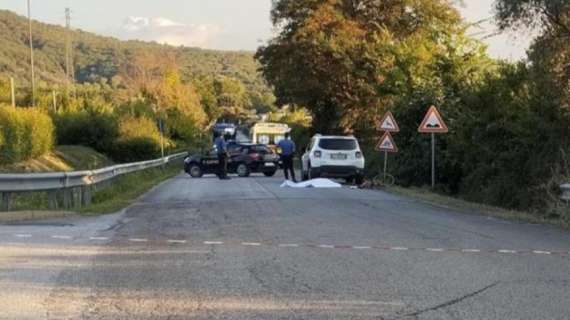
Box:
[184,144,279,178]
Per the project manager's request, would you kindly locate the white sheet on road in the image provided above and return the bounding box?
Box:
[280,178,342,188]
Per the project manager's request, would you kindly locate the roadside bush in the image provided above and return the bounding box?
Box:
[108,116,172,162]
[108,137,161,163]
[0,106,55,164]
[53,110,118,152]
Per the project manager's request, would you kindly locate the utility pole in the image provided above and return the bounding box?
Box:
[52,90,57,112]
[65,7,73,97]
[27,0,36,106]
[10,77,16,108]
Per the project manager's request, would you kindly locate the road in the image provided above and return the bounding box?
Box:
[1,172,569,319]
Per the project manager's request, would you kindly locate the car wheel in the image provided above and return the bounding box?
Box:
[188,164,203,178]
[308,164,320,180]
[355,174,364,185]
[345,176,354,184]
[236,163,250,177]
[263,170,277,177]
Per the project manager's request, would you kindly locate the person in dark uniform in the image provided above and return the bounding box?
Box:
[214,131,230,180]
[277,132,297,182]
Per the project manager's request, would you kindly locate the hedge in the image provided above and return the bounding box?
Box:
[0,106,55,164]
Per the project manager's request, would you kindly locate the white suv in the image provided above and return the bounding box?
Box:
[301,135,365,184]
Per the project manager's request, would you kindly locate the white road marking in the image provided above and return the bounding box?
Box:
[498,250,517,254]
[204,241,224,245]
[278,244,299,248]
[242,242,262,246]
[167,240,187,244]
[51,235,71,240]
[129,238,148,242]
[532,250,551,255]
[426,248,444,252]
[353,246,372,250]
[462,249,481,253]
[390,247,409,251]
[318,245,335,249]
[14,234,32,238]
[90,237,109,241]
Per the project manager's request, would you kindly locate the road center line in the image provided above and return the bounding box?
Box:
[390,247,409,251]
[318,244,335,249]
[498,249,517,254]
[204,241,224,245]
[14,234,32,238]
[462,249,481,253]
[426,248,444,252]
[52,235,71,240]
[242,242,261,246]
[353,246,372,250]
[532,250,551,255]
[90,237,109,241]
[167,240,187,244]
[129,238,148,242]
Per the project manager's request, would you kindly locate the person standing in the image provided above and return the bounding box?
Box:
[214,131,230,180]
[277,132,297,182]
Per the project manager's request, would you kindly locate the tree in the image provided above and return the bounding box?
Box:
[256,0,464,133]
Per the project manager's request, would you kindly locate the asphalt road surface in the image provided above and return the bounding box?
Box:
[1,172,569,319]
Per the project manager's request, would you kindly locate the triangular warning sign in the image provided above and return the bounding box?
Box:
[376,132,398,153]
[378,111,400,132]
[418,106,448,133]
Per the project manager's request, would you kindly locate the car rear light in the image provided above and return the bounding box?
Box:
[355,151,362,159]
[249,153,260,160]
[314,151,322,158]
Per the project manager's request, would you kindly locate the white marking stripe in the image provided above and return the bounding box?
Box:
[390,247,409,251]
[318,245,335,249]
[426,248,444,252]
[353,246,372,250]
[15,234,32,238]
[52,235,71,239]
[242,242,261,246]
[204,241,223,245]
[462,249,481,253]
[90,237,109,241]
[533,250,551,255]
[129,238,148,242]
[278,244,299,247]
[167,240,187,244]
[498,250,517,254]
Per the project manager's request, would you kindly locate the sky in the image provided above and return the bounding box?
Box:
[0,0,534,59]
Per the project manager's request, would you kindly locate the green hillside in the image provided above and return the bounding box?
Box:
[0,10,266,91]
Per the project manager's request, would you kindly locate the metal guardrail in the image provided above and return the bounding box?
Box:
[0,152,187,211]
[561,184,570,201]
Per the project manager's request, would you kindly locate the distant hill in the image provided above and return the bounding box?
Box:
[0,10,266,91]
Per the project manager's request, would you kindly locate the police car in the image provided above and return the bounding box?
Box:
[184,143,279,178]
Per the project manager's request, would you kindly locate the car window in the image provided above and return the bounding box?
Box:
[318,138,357,150]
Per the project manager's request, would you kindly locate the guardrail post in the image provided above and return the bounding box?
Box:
[81,186,92,207]
[71,187,82,209]
[63,189,72,209]
[48,191,58,210]
[1,192,13,211]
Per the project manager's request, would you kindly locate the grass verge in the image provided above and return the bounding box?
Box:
[386,186,570,229]
[80,162,182,215]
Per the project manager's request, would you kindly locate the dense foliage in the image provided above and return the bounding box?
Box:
[0,106,54,164]
[258,0,570,216]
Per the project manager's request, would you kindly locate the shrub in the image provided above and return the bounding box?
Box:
[0,106,55,164]
[108,116,173,162]
[53,110,119,152]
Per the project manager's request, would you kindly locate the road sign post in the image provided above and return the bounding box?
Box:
[10,77,15,108]
[418,106,448,188]
[377,112,400,184]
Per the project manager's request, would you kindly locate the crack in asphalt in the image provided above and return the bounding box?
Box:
[401,281,500,319]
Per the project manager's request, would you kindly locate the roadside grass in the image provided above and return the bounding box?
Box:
[0,145,113,173]
[386,186,570,229]
[79,163,182,215]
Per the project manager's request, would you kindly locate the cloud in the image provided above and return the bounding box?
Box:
[118,16,221,48]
